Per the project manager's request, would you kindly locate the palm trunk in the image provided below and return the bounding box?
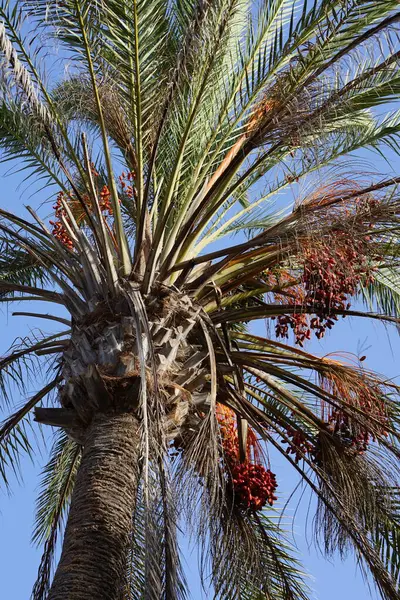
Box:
[48,409,140,600]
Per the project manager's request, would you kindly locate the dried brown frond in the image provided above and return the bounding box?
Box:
[53,75,134,158]
[315,430,399,557]
[316,360,396,449]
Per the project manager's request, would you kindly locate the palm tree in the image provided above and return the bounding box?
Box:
[1,0,400,598]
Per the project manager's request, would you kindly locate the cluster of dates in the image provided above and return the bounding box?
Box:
[282,416,372,463]
[50,192,74,250]
[283,425,316,463]
[275,228,375,346]
[281,378,388,461]
[50,184,113,249]
[325,381,388,454]
[50,169,136,248]
[119,170,136,200]
[217,405,277,511]
[99,185,113,215]
[275,312,312,346]
[327,409,371,454]
[229,462,277,510]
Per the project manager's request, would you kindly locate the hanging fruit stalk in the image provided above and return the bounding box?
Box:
[321,374,389,454]
[283,425,316,463]
[281,371,389,462]
[119,170,137,202]
[50,169,132,249]
[216,404,277,510]
[50,192,74,249]
[274,198,379,347]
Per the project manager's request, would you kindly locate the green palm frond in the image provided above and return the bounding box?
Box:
[32,431,81,600]
[373,488,400,588]
[123,476,188,600]
[216,508,311,600]
[0,332,58,407]
[0,378,60,487]
[0,239,50,291]
[0,101,64,189]
[0,418,33,487]
[362,266,400,318]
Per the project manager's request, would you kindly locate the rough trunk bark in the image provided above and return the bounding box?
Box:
[48,410,140,600]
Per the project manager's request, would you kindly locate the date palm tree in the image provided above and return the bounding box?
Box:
[1,0,400,598]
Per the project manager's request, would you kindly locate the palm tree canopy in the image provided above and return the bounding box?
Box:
[1,0,400,598]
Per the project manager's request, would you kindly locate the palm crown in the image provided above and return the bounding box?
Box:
[1,0,400,598]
